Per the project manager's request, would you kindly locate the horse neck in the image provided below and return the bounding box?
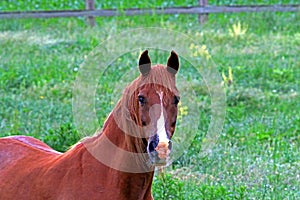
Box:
[97,111,145,152]
[79,93,151,166]
[75,113,154,198]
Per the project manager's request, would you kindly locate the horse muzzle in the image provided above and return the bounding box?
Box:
[148,138,172,166]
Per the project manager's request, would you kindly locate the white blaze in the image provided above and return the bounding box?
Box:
[156,91,169,143]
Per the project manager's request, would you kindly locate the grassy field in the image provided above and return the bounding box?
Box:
[0,0,299,199]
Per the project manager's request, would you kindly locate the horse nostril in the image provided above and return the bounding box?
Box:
[148,140,158,152]
[168,140,172,150]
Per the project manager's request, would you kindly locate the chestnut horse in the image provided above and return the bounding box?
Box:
[0,50,180,200]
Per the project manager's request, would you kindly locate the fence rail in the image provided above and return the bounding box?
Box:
[0,5,299,19]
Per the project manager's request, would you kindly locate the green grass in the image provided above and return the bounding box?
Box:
[0,0,299,199]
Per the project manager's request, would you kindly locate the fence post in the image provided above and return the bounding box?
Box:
[85,0,96,27]
[198,0,208,24]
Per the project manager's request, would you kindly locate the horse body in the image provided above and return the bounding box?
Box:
[0,117,154,200]
[0,50,180,199]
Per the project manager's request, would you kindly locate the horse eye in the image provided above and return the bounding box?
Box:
[174,96,180,105]
[138,95,146,105]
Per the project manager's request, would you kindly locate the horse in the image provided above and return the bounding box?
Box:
[0,50,180,200]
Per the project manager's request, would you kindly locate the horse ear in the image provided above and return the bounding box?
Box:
[167,50,179,75]
[139,50,151,75]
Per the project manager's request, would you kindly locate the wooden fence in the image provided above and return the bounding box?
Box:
[0,0,299,26]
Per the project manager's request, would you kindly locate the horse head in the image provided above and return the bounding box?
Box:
[124,50,180,166]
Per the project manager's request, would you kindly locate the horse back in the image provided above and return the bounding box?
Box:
[0,136,60,199]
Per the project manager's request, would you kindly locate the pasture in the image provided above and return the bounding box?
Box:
[0,0,299,199]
